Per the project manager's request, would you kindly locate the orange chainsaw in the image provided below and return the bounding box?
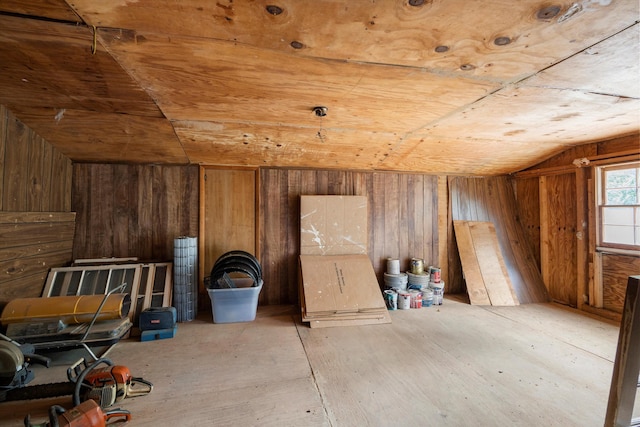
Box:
[24,399,131,427]
[68,358,153,408]
[2,357,152,408]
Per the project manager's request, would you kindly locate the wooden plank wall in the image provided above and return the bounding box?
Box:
[514,134,640,315]
[72,164,199,262]
[603,254,640,313]
[0,105,74,302]
[514,177,541,269]
[449,176,549,304]
[259,169,439,305]
[0,212,75,301]
[0,105,72,212]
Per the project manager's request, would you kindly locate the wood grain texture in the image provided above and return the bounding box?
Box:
[0,301,620,426]
[201,167,256,298]
[11,106,188,164]
[513,177,541,268]
[0,0,82,22]
[71,163,199,262]
[450,176,548,304]
[0,108,71,213]
[1,2,638,175]
[453,221,491,305]
[540,173,578,307]
[469,221,519,306]
[0,211,75,301]
[602,254,640,314]
[76,0,637,81]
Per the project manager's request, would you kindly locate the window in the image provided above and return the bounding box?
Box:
[597,162,640,250]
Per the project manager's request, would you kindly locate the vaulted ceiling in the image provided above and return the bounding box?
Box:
[0,0,638,175]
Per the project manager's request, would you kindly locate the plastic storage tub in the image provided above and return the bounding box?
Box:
[207,280,263,323]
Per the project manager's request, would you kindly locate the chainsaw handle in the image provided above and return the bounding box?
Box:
[105,408,132,423]
[24,353,51,368]
[72,358,114,407]
[127,377,154,397]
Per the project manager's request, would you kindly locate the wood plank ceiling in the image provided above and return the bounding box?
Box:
[0,1,638,175]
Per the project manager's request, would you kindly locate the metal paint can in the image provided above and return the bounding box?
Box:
[410,258,424,275]
[429,266,441,283]
[409,290,422,308]
[384,290,397,310]
[422,288,434,307]
[397,291,411,310]
[430,281,444,305]
[386,258,400,275]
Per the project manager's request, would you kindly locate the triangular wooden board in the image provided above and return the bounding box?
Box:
[454,221,519,306]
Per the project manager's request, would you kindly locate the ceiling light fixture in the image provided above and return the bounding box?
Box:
[313,106,328,117]
[265,5,283,15]
[313,107,328,143]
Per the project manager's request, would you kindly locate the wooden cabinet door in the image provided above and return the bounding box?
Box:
[200,167,256,285]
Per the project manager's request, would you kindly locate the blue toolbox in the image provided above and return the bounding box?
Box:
[139,307,177,331]
[140,326,177,342]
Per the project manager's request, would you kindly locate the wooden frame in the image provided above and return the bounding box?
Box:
[43,262,173,328]
[596,161,640,252]
[605,275,640,427]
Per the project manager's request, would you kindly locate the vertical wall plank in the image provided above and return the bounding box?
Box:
[40,138,53,211]
[259,168,283,305]
[0,105,6,211]
[3,113,29,211]
[539,173,577,306]
[112,164,130,256]
[137,165,154,260]
[514,177,541,268]
[26,132,44,211]
[437,176,449,286]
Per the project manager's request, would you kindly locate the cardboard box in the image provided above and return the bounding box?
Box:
[300,195,368,256]
[299,254,386,317]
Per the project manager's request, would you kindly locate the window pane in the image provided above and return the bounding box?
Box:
[603,225,635,245]
[606,168,636,189]
[606,188,637,205]
[603,207,634,225]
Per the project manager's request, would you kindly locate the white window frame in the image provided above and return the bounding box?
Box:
[595,161,640,255]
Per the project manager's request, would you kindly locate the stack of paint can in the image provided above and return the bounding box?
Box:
[406,257,429,290]
[384,258,407,290]
[421,288,434,307]
[428,266,445,305]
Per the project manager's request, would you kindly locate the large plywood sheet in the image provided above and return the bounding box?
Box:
[300,196,368,256]
[453,221,491,305]
[454,221,519,306]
